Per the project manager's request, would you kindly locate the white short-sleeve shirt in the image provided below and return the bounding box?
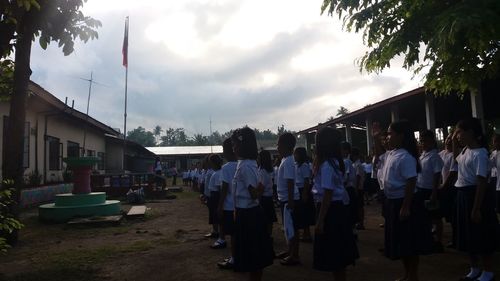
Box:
[343,158,356,188]
[295,163,311,190]
[221,161,237,211]
[363,162,372,174]
[312,159,349,205]
[353,160,365,188]
[455,148,489,187]
[380,149,418,199]
[417,149,444,189]
[490,150,498,178]
[203,169,214,197]
[259,168,274,197]
[440,150,455,182]
[277,155,299,202]
[208,170,221,192]
[233,159,260,209]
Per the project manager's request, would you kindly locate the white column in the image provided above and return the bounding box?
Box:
[366,115,373,156]
[425,93,436,130]
[345,122,353,143]
[391,105,399,122]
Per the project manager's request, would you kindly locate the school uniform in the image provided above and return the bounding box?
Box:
[416,149,444,220]
[204,169,215,224]
[295,162,316,227]
[208,170,221,224]
[259,168,277,224]
[221,161,237,235]
[277,155,303,229]
[490,150,500,213]
[312,159,358,272]
[353,159,366,207]
[232,159,273,272]
[455,148,498,254]
[344,157,359,226]
[380,148,433,260]
[439,150,457,222]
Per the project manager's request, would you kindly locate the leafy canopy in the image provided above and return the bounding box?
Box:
[321,0,500,95]
[0,0,101,58]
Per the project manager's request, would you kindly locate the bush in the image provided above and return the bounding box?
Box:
[0,182,24,253]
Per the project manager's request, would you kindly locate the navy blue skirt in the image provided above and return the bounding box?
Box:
[455,186,498,254]
[221,210,235,235]
[384,196,433,260]
[208,191,220,225]
[346,186,360,225]
[233,206,274,272]
[279,200,305,229]
[260,196,277,224]
[298,188,316,227]
[313,202,359,271]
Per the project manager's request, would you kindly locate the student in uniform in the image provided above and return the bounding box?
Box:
[379,120,432,281]
[230,127,273,281]
[258,150,277,236]
[416,130,444,252]
[439,134,459,248]
[490,134,500,213]
[341,142,359,233]
[207,154,224,249]
[312,126,359,281]
[276,132,302,265]
[373,129,390,228]
[453,118,498,281]
[351,147,366,230]
[201,156,218,239]
[217,138,238,269]
[294,147,315,242]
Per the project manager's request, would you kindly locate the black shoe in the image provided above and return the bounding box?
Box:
[217,260,234,270]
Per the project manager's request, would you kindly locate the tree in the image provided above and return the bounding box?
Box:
[0,0,100,243]
[321,0,500,95]
[192,133,208,146]
[336,106,349,117]
[153,125,162,145]
[127,127,156,147]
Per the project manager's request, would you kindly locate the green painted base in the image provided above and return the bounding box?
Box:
[38,192,121,223]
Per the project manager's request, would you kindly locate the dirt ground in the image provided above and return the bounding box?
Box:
[0,188,499,281]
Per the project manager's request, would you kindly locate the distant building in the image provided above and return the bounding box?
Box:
[146,146,223,170]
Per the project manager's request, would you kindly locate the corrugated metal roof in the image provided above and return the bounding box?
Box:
[146,146,223,156]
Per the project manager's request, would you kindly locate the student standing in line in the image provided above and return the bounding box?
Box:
[207,154,224,249]
[276,132,302,265]
[201,156,218,239]
[257,150,277,237]
[312,126,359,281]
[341,142,359,234]
[351,147,366,230]
[490,134,500,214]
[373,129,390,228]
[217,138,238,269]
[453,118,498,281]
[439,134,459,248]
[379,120,432,281]
[416,130,444,252]
[231,127,273,281]
[294,147,315,242]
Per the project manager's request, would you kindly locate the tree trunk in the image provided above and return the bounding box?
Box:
[2,14,33,245]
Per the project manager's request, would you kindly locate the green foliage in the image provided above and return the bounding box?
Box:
[336,106,350,117]
[0,183,24,253]
[127,126,156,147]
[24,170,42,187]
[0,59,14,101]
[0,0,102,58]
[321,0,500,95]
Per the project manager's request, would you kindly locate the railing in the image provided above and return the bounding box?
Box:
[91,173,157,197]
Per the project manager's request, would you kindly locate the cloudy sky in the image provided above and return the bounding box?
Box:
[30,0,423,136]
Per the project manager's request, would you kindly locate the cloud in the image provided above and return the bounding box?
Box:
[29,0,422,137]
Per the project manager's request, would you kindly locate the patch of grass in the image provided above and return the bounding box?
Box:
[2,239,172,281]
[175,190,200,200]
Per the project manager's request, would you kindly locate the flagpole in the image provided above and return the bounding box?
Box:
[122,16,129,171]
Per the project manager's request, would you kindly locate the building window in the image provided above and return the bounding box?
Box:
[67,141,80,158]
[86,149,95,157]
[3,117,29,168]
[97,152,105,170]
[47,136,61,171]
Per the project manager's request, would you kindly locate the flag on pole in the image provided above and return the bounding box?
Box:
[122,17,129,68]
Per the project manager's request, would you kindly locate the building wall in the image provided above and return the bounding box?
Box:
[0,96,107,184]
